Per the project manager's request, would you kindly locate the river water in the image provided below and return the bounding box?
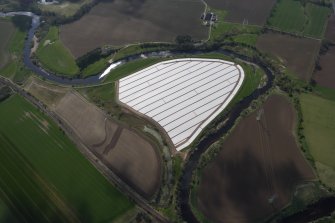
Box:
[3,11,335,223]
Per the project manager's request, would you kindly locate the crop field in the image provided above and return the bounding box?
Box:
[54,91,162,198]
[267,0,331,38]
[325,14,335,42]
[205,0,276,25]
[313,45,335,89]
[36,27,79,76]
[38,0,93,17]
[256,32,320,81]
[60,0,208,57]
[197,95,315,223]
[0,19,15,68]
[118,58,244,151]
[300,93,335,189]
[0,95,133,222]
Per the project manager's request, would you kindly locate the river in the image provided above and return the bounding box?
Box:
[2,11,335,223]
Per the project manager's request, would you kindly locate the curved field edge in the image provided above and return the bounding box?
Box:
[35,26,80,76]
[0,94,134,222]
[192,94,317,223]
[300,93,335,190]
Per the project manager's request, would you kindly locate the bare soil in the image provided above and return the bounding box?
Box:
[197,95,315,223]
[53,91,162,199]
[204,0,276,25]
[325,14,335,42]
[257,32,320,81]
[60,0,208,57]
[313,45,335,89]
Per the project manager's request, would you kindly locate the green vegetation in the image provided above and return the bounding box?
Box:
[36,27,80,76]
[267,0,331,38]
[82,58,108,77]
[104,58,165,82]
[0,95,134,222]
[0,19,15,68]
[304,4,331,38]
[209,9,261,43]
[0,16,32,83]
[300,93,335,189]
[38,0,93,17]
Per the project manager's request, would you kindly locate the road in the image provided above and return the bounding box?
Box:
[0,76,170,223]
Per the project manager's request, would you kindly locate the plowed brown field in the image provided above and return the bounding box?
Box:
[313,45,335,89]
[257,32,320,81]
[60,0,208,57]
[197,95,315,223]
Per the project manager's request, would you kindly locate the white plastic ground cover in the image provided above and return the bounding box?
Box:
[118,58,245,151]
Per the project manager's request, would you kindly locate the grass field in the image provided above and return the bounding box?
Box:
[0,17,32,83]
[0,95,134,222]
[0,19,15,68]
[300,93,335,189]
[197,95,315,223]
[267,0,331,38]
[36,26,79,76]
[256,32,320,81]
[38,0,93,17]
[205,0,276,25]
[60,0,208,57]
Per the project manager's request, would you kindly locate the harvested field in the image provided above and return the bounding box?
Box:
[54,91,161,198]
[204,0,276,25]
[325,14,335,42]
[0,20,15,68]
[313,45,335,89]
[60,0,208,57]
[197,95,315,223]
[257,32,320,81]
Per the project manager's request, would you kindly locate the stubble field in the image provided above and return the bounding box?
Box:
[60,0,208,57]
[257,32,320,80]
[197,95,315,223]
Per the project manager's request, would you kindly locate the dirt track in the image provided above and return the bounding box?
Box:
[197,95,315,223]
[325,14,335,42]
[54,91,162,199]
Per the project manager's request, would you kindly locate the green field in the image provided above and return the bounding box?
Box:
[36,27,79,76]
[267,0,331,38]
[0,19,15,68]
[0,95,133,222]
[300,93,335,189]
[0,17,32,83]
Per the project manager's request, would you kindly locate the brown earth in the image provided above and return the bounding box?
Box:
[257,32,320,81]
[204,0,276,25]
[60,0,208,57]
[325,14,335,42]
[197,95,315,223]
[53,91,162,199]
[313,45,335,89]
